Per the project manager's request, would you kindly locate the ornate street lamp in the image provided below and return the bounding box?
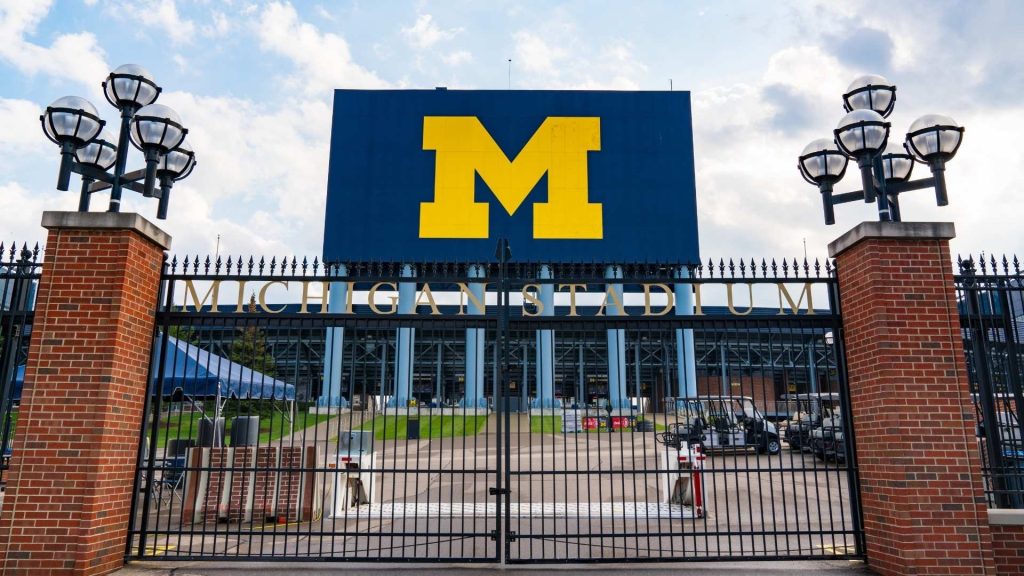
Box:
[799,74,963,224]
[39,64,195,219]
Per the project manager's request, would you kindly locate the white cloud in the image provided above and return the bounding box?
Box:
[401,14,461,51]
[0,0,109,98]
[202,10,231,37]
[442,50,473,67]
[112,0,197,45]
[513,31,566,78]
[255,1,389,96]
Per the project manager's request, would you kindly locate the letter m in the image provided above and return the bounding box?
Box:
[420,117,602,239]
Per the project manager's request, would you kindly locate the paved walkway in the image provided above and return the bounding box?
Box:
[115,559,871,575]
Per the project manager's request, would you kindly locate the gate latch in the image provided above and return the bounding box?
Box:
[489,487,510,496]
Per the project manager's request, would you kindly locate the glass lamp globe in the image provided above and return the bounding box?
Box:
[129,104,186,153]
[798,138,848,185]
[41,96,103,148]
[157,140,196,180]
[103,64,160,109]
[74,128,118,170]
[905,114,964,162]
[843,74,896,117]
[879,143,914,182]
[834,109,889,159]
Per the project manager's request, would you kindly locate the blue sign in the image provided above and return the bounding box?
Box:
[323,89,700,264]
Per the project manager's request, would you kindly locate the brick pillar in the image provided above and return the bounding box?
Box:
[829,222,995,576]
[0,212,169,576]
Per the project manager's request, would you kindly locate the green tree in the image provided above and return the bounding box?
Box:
[227,294,277,377]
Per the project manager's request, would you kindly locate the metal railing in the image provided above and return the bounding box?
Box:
[956,255,1024,508]
[0,243,42,488]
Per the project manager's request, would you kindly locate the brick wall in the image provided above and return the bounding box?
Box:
[0,214,168,576]
[991,524,1024,574]
[831,223,995,576]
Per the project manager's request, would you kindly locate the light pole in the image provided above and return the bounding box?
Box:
[39,64,196,220]
[798,74,964,225]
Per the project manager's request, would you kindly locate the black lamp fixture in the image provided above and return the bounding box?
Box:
[799,74,963,225]
[39,64,195,220]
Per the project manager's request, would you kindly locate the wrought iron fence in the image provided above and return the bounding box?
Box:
[956,254,1024,508]
[0,243,42,488]
[125,254,862,562]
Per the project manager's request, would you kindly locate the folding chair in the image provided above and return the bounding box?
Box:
[155,456,187,508]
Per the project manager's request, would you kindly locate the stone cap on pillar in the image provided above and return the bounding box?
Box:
[828,221,955,258]
[42,211,172,250]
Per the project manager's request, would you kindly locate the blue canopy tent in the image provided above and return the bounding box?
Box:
[153,335,295,402]
[7,336,295,403]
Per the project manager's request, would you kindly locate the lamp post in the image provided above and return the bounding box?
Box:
[799,74,963,225]
[39,64,195,220]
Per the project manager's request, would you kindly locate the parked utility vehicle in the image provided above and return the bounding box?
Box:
[782,393,841,451]
[670,396,781,455]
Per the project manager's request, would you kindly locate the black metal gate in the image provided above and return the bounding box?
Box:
[0,244,41,490]
[127,255,863,563]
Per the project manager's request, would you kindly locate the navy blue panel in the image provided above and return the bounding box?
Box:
[323,90,700,264]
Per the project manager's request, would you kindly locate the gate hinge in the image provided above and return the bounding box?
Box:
[489,487,510,496]
[490,530,517,542]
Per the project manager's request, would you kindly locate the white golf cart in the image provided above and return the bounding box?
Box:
[670,396,782,455]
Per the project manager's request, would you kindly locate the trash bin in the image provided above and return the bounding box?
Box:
[198,417,225,447]
[230,416,260,446]
[407,417,420,440]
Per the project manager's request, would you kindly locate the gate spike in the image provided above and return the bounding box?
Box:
[781,259,789,277]
[803,257,810,277]
[312,257,320,274]
[247,256,255,274]
[269,257,277,275]
[793,258,800,277]
[170,255,178,273]
[771,258,778,276]
[729,258,736,277]
[204,256,211,274]
[990,254,998,274]
[1014,255,1021,275]
[979,255,988,275]
[6,243,14,262]
[258,256,265,274]
[291,257,298,273]
[302,257,308,274]
[814,258,821,277]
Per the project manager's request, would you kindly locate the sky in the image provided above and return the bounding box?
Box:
[0,0,1021,265]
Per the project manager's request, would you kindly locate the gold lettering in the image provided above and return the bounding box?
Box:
[415,283,442,315]
[521,284,543,317]
[299,281,329,314]
[777,283,815,315]
[726,283,754,316]
[642,283,674,316]
[258,281,288,314]
[182,279,221,312]
[597,285,628,316]
[558,284,587,316]
[234,280,249,313]
[456,282,488,315]
[693,283,704,315]
[368,282,398,315]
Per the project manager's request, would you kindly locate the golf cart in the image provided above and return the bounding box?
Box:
[668,396,781,455]
[808,411,845,461]
[782,393,841,451]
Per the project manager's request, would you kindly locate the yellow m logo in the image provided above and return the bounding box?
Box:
[420,116,602,239]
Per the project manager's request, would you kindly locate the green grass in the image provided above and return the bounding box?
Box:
[530,415,562,433]
[153,410,332,448]
[358,415,489,440]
